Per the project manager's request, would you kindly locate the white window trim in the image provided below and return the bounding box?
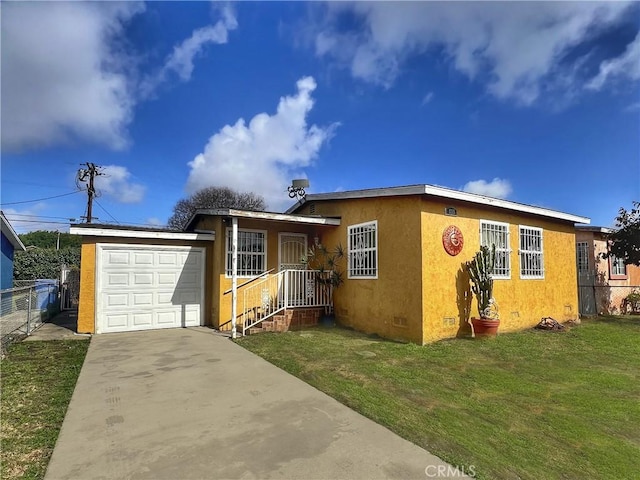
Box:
[347,220,378,279]
[519,225,544,279]
[225,228,268,278]
[480,220,511,280]
[610,254,627,277]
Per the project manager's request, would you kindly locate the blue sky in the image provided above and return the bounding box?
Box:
[1,1,639,234]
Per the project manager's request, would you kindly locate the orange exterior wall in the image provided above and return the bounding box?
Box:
[301,196,580,344]
[78,242,96,333]
[77,236,214,334]
[420,199,579,343]
[298,197,425,343]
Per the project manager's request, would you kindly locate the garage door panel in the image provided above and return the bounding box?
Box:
[132,312,153,326]
[158,253,178,266]
[106,293,128,307]
[156,311,178,325]
[132,293,153,306]
[97,245,205,334]
[106,273,129,287]
[105,314,128,330]
[133,273,154,286]
[107,251,130,264]
[134,252,153,265]
[158,272,177,286]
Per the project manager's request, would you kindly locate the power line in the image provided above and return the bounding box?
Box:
[0,191,82,206]
[4,219,71,225]
[7,213,77,220]
[94,199,119,224]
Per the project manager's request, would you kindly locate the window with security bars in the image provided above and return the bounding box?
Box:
[480,220,510,278]
[348,220,378,278]
[576,242,589,273]
[610,255,627,277]
[519,226,544,278]
[225,229,266,277]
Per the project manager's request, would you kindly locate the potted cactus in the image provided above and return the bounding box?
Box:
[466,244,500,337]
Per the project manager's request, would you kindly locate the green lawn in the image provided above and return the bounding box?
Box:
[237,317,640,480]
[1,340,90,480]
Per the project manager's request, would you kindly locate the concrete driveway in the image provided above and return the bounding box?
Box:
[46,328,458,479]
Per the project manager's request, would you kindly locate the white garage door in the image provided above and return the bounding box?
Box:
[96,244,205,333]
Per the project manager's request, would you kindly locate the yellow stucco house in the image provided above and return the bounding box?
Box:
[71,184,589,344]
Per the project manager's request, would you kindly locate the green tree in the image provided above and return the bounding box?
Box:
[19,231,82,249]
[167,187,266,230]
[603,201,640,266]
[13,247,81,280]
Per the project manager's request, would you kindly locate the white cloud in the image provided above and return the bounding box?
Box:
[586,32,640,91]
[1,2,144,152]
[1,2,237,152]
[421,92,434,106]
[145,217,165,227]
[140,6,237,98]
[186,77,337,211]
[313,2,635,105]
[95,165,146,204]
[624,102,640,113]
[462,178,512,199]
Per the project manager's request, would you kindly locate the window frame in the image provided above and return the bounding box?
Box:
[609,254,628,280]
[225,228,268,278]
[347,220,378,279]
[479,220,511,279]
[519,225,544,279]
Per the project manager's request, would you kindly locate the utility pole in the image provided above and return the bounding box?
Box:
[77,163,104,223]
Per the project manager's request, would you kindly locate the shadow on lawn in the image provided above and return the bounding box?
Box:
[583,315,640,325]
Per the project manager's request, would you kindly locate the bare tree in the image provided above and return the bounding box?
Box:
[167,187,266,229]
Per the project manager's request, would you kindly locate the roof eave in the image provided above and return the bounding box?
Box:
[187,208,340,228]
[289,185,590,224]
[0,212,26,251]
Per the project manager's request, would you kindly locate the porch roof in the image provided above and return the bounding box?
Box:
[185,208,341,230]
[286,184,590,224]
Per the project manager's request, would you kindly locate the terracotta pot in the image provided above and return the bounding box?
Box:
[471,317,500,338]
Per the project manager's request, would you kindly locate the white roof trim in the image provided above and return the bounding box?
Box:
[193,208,340,226]
[0,211,26,251]
[70,226,215,241]
[576,226,612,234]
[288,184,590,224]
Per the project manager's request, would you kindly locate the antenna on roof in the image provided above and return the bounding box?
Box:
[288,179,309,200]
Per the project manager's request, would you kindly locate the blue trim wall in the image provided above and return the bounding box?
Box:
[1,232,16,290]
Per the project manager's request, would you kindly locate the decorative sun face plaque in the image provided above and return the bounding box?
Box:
[442,225,464,256]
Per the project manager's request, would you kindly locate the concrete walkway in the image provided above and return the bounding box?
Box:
[25,309,89,341]
[46,328,459,479]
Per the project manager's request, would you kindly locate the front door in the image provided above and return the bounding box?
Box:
[279,233,308,270]
[279,233,308,306]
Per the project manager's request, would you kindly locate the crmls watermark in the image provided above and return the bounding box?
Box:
[425,464,476,478]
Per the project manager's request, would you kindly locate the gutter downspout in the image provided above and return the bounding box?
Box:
[231,217,238,339]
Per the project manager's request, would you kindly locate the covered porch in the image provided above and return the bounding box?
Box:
[185,208,341,336]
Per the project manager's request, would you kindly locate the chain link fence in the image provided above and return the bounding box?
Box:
[579,284,640,316]
[1,281,59,354]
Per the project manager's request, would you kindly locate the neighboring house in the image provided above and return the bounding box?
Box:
[575,226,640,316]
[1,211,26,290]
[71,184,589,344]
